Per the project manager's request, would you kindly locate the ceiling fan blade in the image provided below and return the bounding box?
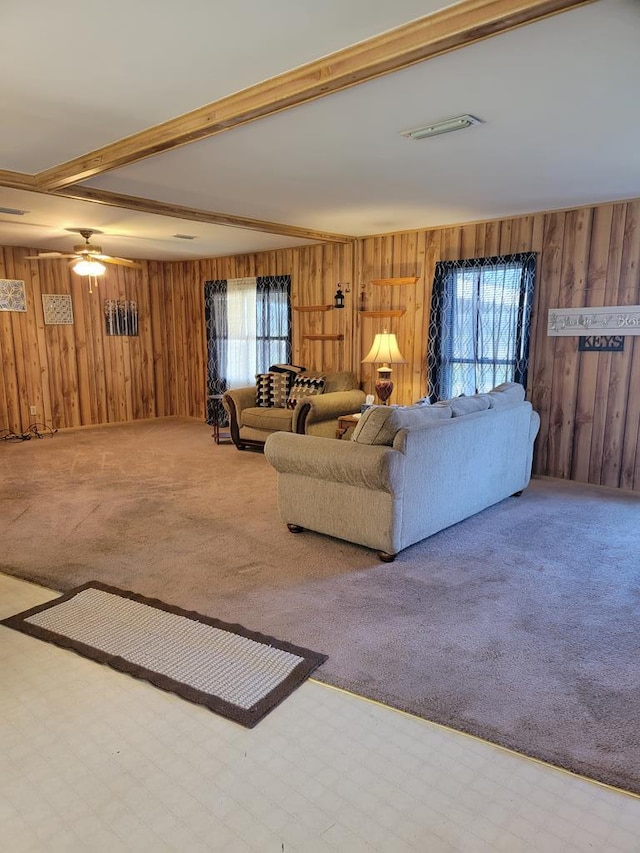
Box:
[25,252,78,260]
[101,256,143,269]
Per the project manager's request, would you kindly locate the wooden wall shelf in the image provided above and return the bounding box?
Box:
[293,305,333,312]
[359,309,406,318]
[370,277,419,286]
[303,334,344,341]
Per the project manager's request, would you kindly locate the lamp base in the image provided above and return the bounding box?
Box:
[375,366,394,405]
[375,380,394,404]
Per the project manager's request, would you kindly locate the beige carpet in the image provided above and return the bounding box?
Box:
[2,417,640,793]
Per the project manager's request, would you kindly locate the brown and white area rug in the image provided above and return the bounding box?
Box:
[1,581,327,728]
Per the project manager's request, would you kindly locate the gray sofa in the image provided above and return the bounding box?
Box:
[264,383,540,560]
[223,371,365,450]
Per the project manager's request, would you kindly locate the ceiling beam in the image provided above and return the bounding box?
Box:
[0,170,37,190]
[36,0,593,191]
[57,186,354,244]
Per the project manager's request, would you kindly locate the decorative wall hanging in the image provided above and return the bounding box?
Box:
[578,335,625,352]
[104,299,138,336]
[42,294,74,325]
[0,279,26,312]
[548,306,640,336]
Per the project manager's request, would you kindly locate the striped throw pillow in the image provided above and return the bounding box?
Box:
[255,372,290,408]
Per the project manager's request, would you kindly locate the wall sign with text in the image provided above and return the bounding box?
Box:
[547,306,640,336]
[578,335,625,352]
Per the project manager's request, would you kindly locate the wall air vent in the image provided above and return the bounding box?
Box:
[400,115,483,140]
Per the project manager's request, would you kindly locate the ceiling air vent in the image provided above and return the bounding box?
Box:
[400,115,483,140]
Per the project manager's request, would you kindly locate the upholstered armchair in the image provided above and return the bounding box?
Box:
[223,371,365,450]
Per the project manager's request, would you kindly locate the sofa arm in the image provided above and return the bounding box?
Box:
[264,432,404,493]
[292,389,366,433]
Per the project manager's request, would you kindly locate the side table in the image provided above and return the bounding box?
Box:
[336,413,361,440]
[207,394,232,445]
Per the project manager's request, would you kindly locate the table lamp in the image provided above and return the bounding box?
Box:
[361,329,406,404]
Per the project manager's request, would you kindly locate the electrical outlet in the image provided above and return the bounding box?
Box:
[29,405,37,416]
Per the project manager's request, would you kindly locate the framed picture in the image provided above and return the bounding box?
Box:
[104,299,139,336]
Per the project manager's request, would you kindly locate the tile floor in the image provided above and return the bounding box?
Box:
[1,572,640,853]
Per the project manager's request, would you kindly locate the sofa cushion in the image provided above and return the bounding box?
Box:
[241,406,294,432]
[352,403,452,446]
[256,372,289,408]
[487,382,526,409]
[447,395,491,417]
[287,375,325,409]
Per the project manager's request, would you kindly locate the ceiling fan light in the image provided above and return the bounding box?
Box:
[73,259,106,276]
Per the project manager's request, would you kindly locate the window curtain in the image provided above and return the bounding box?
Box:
[204,275,291,424]
[427,253,536,401]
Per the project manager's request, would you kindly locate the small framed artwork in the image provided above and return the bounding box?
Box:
[0,279,27,312]
[42,294,74,325]
[104,299,139,336]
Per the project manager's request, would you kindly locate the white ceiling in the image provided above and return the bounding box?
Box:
[1,0,639,261]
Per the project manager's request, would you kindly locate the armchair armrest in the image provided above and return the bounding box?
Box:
[223,386,256,413]
[293,389,366,433]
[223,386,257,448]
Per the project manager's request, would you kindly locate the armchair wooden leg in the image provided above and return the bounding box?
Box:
[287,523,305,533]
[377,551,396,563]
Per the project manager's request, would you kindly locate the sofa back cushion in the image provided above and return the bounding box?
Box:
[323,371,358,393]
[286,374,326,409]
[487,382,526,408]
[438,394,491,417]
[352,403,452,446]
[256,372,289,408]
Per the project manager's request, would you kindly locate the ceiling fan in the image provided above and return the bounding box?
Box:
[26,228,142,278]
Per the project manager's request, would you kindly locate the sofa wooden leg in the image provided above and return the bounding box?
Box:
[378,551,396,563]
[287,523,305,534]
[512,489,524,497]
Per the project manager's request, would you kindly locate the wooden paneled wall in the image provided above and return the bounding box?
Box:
[1,199,639,490]
[0,248,173,432]
[356,202,640,491]
[151,242,355,422]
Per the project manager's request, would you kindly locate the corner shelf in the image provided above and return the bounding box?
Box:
[370,277,419,286]
[303,333,344,341]
[359,309,406,318]
[293,305,333,312]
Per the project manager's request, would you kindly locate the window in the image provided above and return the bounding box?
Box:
[426,253,536,401]
[205,275,291,423]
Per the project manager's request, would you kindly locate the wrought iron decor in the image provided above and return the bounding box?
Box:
[104,299,138,336]
[578,335,624,352]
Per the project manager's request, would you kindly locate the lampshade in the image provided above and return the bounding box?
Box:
[361,329,406,405]
[73,258,106,277]
[361,330,406,366]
